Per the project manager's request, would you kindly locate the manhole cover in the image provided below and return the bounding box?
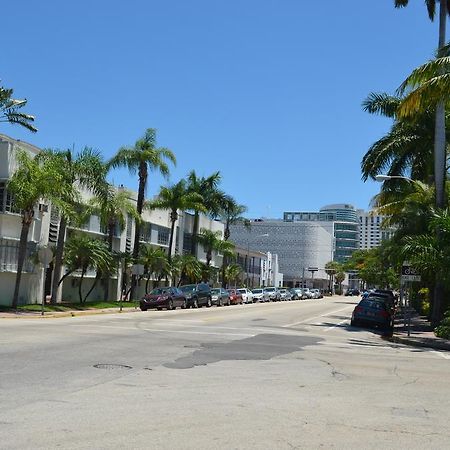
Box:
[93,364,132,370]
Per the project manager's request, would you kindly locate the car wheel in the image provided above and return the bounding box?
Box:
[140,306,147,312]
[181,300,187,309]
[193,298,199,308]
[219,298,223,307]
[157,307,162,311]
[168,299,174,310]
[206,297,212,308]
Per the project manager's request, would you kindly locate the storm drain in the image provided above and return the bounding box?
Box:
[93,364,132,370]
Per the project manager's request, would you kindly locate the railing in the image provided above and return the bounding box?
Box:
[0,239,37,273]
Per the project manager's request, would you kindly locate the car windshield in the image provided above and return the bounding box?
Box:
[227,289,236,294]
[359,299,387,310]
[279,289,286,293]
[265,288,275,292]
[252,289,263,294]
[211,288,220,294]
[180,285,196,293]
[149,288,170,295]
[237,289,246,293]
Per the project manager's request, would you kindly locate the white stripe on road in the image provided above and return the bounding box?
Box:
[325,319,348,332]
[282,306,352,328]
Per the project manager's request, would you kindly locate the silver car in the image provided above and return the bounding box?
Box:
[264,287,281,301]
[279,288,292,301]
[251,288,267,302]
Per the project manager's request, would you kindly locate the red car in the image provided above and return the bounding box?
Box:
[227,289,243,305]
[140,287,187,311]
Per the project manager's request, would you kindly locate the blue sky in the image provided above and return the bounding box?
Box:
[1,0,440,217]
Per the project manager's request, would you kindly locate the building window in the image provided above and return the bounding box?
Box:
[0,181,19,213]
[157,226,170,246]
[183,232,192,254]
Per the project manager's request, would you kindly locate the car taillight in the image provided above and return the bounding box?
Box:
[355,306,363,313]
[379,310,390,318]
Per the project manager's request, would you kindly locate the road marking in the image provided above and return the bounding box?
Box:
[282,306,352,328]
[325,320,348,332]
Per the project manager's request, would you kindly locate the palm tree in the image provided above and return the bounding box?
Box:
[170,254,202,286]
[394,0,449,208]
[108,129,176,297]
[0,84,37,132]
[186,171,223,256]
[324,261,340,294]
[147,180,205,262]
[42,148,107,304]
[140,245,170,292]
[89,184,138,300]
[335,271,346,295]
[7,150,71,308]
[361,92,441,183]
[224,263,243,288]
[217,195,249,286]
[196,228,235,267]
[63,234,114,303]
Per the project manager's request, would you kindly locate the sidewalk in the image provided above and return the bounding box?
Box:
[390,307,450,351]
[0,306,140,319]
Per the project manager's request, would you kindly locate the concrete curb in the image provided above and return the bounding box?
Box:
[389,334,450,352]
[0,307,140,319]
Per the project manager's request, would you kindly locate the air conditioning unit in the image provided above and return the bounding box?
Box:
[38,203,49,213]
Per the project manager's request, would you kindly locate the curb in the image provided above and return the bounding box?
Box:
[389,334,450,352]
[0,307,140,319]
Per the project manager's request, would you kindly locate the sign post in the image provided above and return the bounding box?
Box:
[130,264,145,310]
[401,262,421,336]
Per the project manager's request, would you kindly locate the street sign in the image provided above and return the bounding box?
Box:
[131,264,145,276]
[401,264,421,282]
[307,267,318,272]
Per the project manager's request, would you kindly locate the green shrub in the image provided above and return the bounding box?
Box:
[435,310,450,339]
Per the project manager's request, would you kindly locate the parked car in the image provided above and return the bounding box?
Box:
[311,288,323,299]
[351,298,394,331]
[227,289,243,305]
[345,288,360,296]
[211,288,231,306]
[264,287,281,301]
[279,288,292,301]
[140,287,186,311]
[180,283,212,308]
[367,292,396,314]
[238,288,254,304]
[302,288,314,299]
[289,288,302,300]
[251,288,267,302]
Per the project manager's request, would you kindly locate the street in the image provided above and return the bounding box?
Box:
[1,296,449,449]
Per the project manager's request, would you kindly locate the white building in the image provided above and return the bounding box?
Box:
[0,134,225,306]
[230,220,334,288]
[357,209,395,249]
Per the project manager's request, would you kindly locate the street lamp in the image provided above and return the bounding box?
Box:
[375,174,414,183]
[246,233,269,288]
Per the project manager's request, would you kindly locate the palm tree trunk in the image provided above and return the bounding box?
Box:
[432,0,447,326]
[79,268,86,304]
[51,216,67,304]
[131,163,147,300]
[103,224,114,301]
[84,272,101,303]
[191,212,199,257]
[12,218,32,309]
[168,216,176,262]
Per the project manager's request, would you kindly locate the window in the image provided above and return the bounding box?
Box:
[0,181,18,213]
[157,225,170,246]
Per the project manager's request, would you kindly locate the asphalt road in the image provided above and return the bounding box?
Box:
[1,296,449,449]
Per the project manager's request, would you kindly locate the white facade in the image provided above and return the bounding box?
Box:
[0,134,224,306]
[230,220,333,288]
[357,209,395,249]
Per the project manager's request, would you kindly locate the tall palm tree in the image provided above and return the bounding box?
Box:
[186,171,223,256]
[217,195,249,287]
[42,148,106,304]
[89,184,139,300]
[7,150,70,308]
[394,0,449,208]
[108,129,176,297]
[224,263,243,288]
[196,228,235,267]
[147,180,205,262]
[361,92,442,183]
[0,84,37,132]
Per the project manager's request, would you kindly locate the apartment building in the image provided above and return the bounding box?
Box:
[357,209,395,249]
[0,134,224,306]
